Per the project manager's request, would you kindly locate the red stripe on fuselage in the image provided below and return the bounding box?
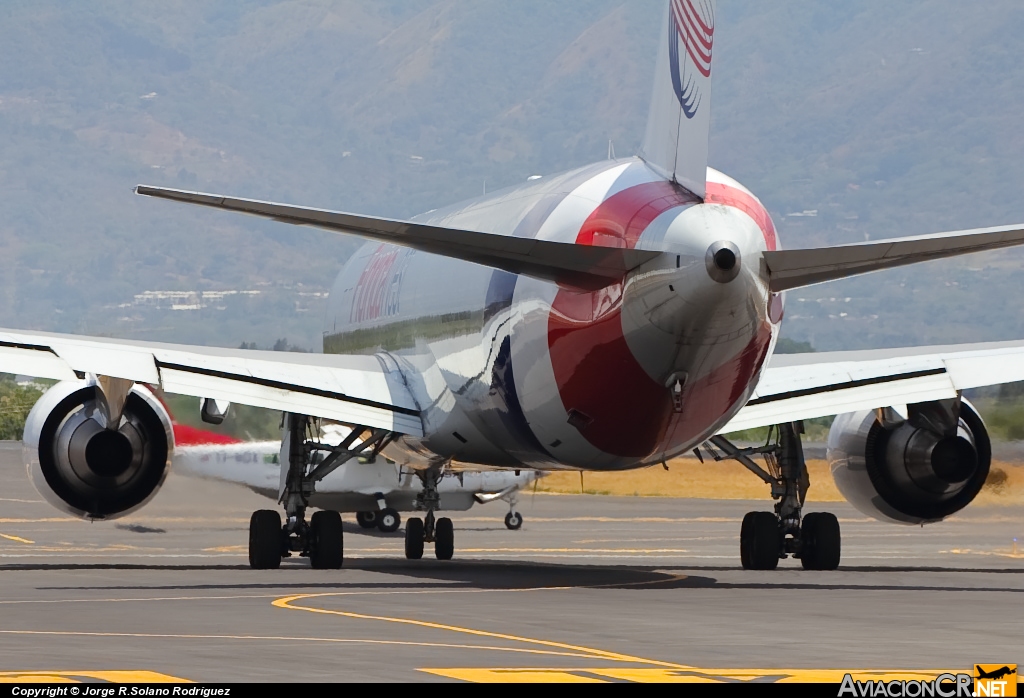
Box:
[662,322,773,451]
[548,182,698,459]
[704,182,777,251]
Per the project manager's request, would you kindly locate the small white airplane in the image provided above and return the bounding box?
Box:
[12,1,1024,571]
[171,421,538,534]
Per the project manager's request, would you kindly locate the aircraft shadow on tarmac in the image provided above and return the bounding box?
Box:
[9,559,1024,594]
[647,564,1024,575]
[339,522,500,536]
[21,560,710,592]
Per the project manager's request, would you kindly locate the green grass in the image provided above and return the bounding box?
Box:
[0,377,43,440]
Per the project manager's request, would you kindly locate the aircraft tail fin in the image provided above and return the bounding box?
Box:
[639,0,716,198]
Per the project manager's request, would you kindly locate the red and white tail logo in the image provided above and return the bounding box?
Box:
[640,0,716,198]
[669,0,714,119]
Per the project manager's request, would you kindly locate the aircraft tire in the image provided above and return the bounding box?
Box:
[405,517,424,560]
[800,512,841,570]
[435,517,454,560]
[377,508,401,533]
[249,510,283,570]
[504,511,523,530]
[356,511,377,529]
[740,511,780,570]
[739,512,754,569]
[309,510,344,570]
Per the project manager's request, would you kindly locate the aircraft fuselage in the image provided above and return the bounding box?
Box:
[323,158,780,472]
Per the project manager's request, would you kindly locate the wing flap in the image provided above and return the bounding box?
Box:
[0,343,79,382]
[764,224,1024,292]
[720,339,1024,434]
[157,363,422,436]
[51,342,162,383]
[722,372,957,434]
[134,186,662,291]
[0,328,423,437]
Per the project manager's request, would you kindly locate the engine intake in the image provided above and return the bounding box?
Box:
[24,380,174,520]
[828,398,990,525]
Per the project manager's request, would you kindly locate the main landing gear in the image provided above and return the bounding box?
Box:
[705,422,841,571]
[404,467,455,561]
[248,413,395,570]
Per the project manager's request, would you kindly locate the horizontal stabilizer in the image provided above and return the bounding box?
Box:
[135,186,662,291]
[765,223,1024,292]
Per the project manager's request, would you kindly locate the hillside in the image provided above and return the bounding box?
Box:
[1,1,1023,350]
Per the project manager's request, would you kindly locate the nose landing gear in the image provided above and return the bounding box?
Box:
[376,507,402,533]
[503,489,523,530]
[504,510,523,530]
[355,499,402,533]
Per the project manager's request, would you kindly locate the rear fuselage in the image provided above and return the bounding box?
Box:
[324,158,780,471]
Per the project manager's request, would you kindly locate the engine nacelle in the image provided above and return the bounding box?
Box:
[23,380,174,520]
[827,398,990,525]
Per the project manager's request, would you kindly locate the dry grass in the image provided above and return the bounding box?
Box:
[534,458,1024,506]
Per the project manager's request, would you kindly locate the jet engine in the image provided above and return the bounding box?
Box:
[23,380,174,520]
[827,398,990,524]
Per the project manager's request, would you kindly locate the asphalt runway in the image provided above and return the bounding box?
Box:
[0,442,1021,683]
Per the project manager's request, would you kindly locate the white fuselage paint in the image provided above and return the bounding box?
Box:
[323,159,781,472]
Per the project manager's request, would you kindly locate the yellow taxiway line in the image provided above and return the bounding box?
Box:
[273,573,696,671]
[0,533,34,544]
[0,671,187,683]
[419,668,967,684]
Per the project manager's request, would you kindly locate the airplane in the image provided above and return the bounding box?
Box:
[975,667,1017,681]
[12,0,1024,571]
[172,419,538,535]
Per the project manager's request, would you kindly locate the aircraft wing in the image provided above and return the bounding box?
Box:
[719,339,1024,434]
[0,328,423,437]
[134,186,662,292]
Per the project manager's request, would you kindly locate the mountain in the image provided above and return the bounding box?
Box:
[1,1,1023,351]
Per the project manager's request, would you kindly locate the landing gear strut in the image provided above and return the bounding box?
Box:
[706,422,841,570]
[404,467,454,561]
[247,413,395,570]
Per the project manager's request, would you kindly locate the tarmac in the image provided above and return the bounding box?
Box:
[0,442,1021,683]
